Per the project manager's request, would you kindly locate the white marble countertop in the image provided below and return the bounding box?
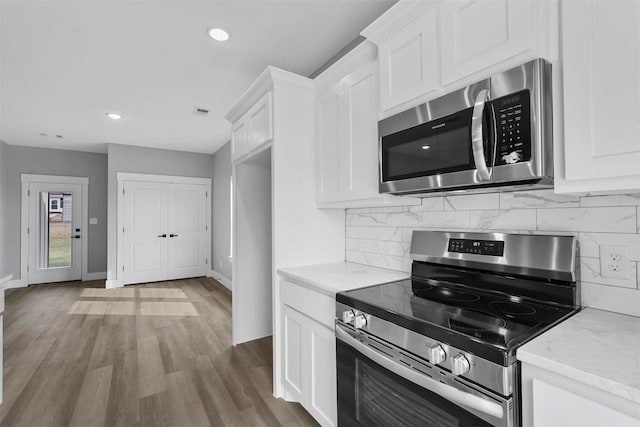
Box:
[517,308,640,404]
[277,262,410,296]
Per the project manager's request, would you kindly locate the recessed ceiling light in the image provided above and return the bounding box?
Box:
[421,145,431,150]
[208,28,230,42]
[106,112,122,120]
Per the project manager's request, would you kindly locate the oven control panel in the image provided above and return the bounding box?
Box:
[448,238,504,256]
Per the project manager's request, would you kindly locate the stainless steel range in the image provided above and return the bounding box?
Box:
[335,231,580,427]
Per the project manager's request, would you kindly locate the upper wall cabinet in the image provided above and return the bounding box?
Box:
[247,91,273,152]
[377,7,439,112]
[555,0,640,194]
[231,115,249,161]
[315,42,419,208]
[439,0,532,85]
[362,0,558,117]
[229,90,273,163]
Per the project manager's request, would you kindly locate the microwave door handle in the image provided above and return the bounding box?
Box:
[471,89,491,181]
[336,324,505,421]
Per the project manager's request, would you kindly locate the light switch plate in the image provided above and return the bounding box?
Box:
[599,245,630,279]
[89,217,98,225]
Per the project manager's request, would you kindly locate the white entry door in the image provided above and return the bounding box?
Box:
[123,180,207,285]
[28,182,83,284]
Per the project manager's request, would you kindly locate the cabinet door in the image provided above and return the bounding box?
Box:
[532,379,640,427]
[281,306,305,404]
[247,91,273,151]
[558,0,640,193]
[306,321,337,427]
[378,7,439,112]
[440,0,533,85]
[231,116,248,162]
[343,61,379,201]
[316,86,342,203]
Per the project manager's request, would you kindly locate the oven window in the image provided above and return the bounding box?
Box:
[337,340,493,427]
[381,108,474,182]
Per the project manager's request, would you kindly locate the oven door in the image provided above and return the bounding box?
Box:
[336,324,515,427]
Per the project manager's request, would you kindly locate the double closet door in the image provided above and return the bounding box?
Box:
[123,180,208,285]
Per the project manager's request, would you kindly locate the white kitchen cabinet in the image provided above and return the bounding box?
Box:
[362,0,558,116]
[439,0,533,85]
[282,305,305,404]
[231,115,248,162]
[376,7,439,112]
[555,0,640,194]
[521,362,640,427]
[531,379,640,427]
[280,279,336,427]
[231,91,273,163]
[315,41,420,208]
[247,91,273,151]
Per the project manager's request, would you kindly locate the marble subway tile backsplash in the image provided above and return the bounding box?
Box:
[345,189,640,317]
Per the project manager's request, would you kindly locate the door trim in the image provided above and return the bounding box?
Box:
[20,174,89,285]
[113,172,212,289]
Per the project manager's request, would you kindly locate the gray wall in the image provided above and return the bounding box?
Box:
[2,145,108,278]
[106,143,214,282]
[212,142,232,281]
[0,140,8,276]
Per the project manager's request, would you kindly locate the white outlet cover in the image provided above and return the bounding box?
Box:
[89,217,98,225]
[599,245,630,279]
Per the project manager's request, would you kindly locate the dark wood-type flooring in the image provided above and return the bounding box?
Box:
[0,277,319,427]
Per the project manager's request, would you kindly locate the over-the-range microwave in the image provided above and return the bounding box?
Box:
[378,58,553,195]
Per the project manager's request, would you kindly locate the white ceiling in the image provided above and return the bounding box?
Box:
[0,0,395,154]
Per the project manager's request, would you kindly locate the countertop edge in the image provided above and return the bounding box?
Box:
[277,269,336,297]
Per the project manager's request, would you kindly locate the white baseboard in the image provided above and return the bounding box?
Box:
[105,279,123,289]
[209,270,232,291]
[84,272,107,281]
[6,279,27,289]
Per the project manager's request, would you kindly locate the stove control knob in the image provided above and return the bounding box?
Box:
[353,313,368,329]
[426,344,446,365]
[451,354,471,376]
[342,310,355,324]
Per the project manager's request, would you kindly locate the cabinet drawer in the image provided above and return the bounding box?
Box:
[281,280,334,329]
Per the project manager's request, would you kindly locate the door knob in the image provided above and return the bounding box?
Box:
[169,234,178,238]
[158,234,167,238]
[73,235,81,239]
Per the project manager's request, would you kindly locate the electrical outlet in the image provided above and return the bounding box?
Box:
[599,245,630,279]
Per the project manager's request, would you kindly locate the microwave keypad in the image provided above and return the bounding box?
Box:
[493,90,531,166]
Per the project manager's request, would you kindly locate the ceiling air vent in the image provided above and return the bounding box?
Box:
[192,107,209,116]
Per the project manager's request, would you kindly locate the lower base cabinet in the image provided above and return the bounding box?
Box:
[282,305,336,427]
[280,281,337,427]
[521,363,640,427]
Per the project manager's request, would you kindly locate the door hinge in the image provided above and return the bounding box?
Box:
[123,265,125,271]
[123,188,125,195]
[205,258,208,265]
[27,189,30,196]
[123,227,125,233]
[206,225,208,231]
[27,227,30,234]
[27,265,29,272]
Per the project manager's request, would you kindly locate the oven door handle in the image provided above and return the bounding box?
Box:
[336,324,505,420]
[471,89,491,182]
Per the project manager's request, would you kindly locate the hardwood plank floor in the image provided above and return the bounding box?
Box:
[0,277,319,427]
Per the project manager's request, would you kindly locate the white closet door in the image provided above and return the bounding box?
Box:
[123,181,167,284]
[167,184,207,279]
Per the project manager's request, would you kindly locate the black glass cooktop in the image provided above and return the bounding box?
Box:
[337,278,579,365]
